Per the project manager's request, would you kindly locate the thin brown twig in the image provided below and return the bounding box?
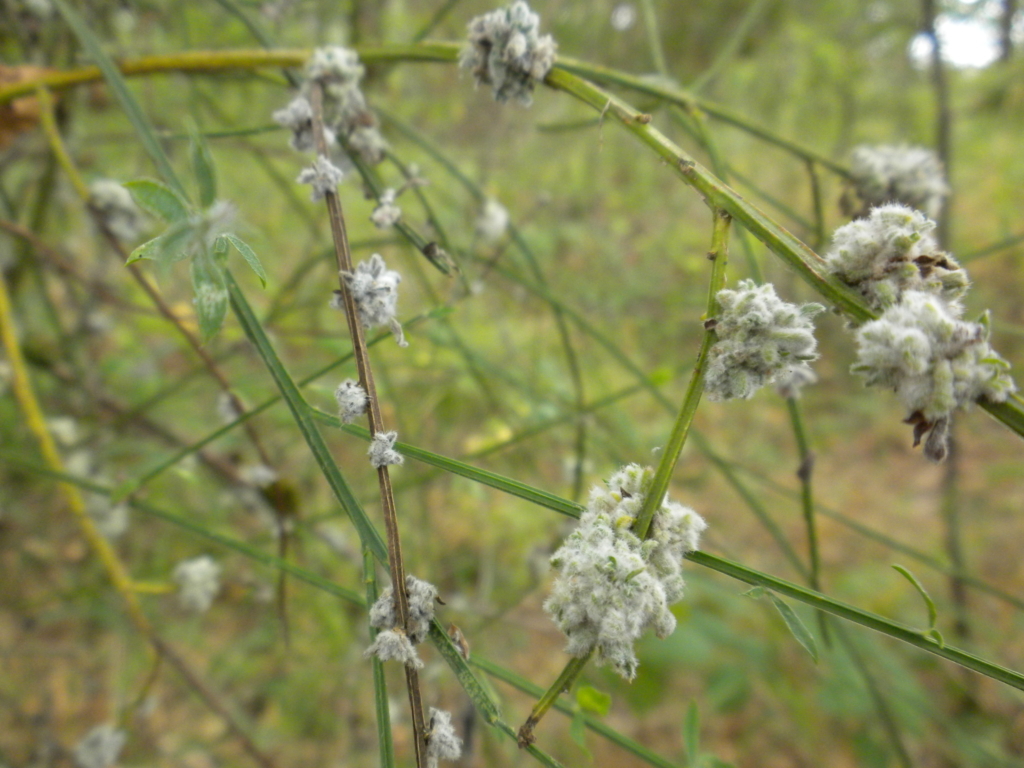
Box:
[308,81,427,767]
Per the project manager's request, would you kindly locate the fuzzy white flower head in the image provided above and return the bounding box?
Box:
[825,204,968,312]
[173,555,221,613]
[460,0,558,106]
[370,188,401,229]
[364,628,423,669]
[704,280,825,402]
[852,290,1016,461]
[216,391,241,423]
[369,574,439,643]
[272,96,336,152]
[341,254,408,346]
[73,724,126,768]
[89,179,145,242]
[426,707,463,768]
[847,144,950,219]
[306,46,388,165]
[476,198,509,243]
[347,124,388,166]
[335,379,368,424]
[87,498,130,539]
[239,463,278,488]
[544,464,706,680]
[297,156,344,201]
[774,366,818,400]
[368,430,404,469]
[306,46,364,89]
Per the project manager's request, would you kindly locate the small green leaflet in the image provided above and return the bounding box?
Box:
[126,220,194,265]
[744,586,819,663]
[124,179,188,223]
[892,564,944,647]
[575,685,611,716]
[220,233,268,287]
[190,253,229,341]
[188,121,218,209]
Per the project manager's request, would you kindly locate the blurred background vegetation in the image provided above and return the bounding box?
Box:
[1,0,1023,766]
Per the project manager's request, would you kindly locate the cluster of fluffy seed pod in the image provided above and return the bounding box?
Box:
[460,0,557,105]
[704,280,825,401]
[852,291,1015,461]
[364,575,439,669]
[339,253,408,347]
[544,464,706,680]
[824,204,1017,461]
[88,179,145,242]
[825,204,968,312]
[844,144,949,219]
[173,555,221,613]
[272,46,387,165]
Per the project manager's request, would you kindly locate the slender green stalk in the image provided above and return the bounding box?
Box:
[686,550,1024,692]
[639,0,669,74]
[635,209,731,538]
[688,0,774,93]
[785,398,821,594]
[517,655,592,747]
[805,159,826,250]
[518,210,732,746]
[473,655,679,768]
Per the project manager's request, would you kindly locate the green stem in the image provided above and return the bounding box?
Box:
[518,210,731,745]
[639,0,669,74]
[785,398,821,594]
[516,654,592,748]
[543,67,870,323]
[634,209,731,539]
[785,396,828,645]
[687,550,1024,693]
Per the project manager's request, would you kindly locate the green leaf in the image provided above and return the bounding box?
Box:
[126,235,164,264]
[892,564,938,629]
[124,179,189,223]
[222,233,268,288]
[213,234,230,260]
[569,708,590,756]
[189,121,218,208]
[150,220,197,264]
[575,685,612,717]
[683,702,700,764]
[765,591,819,664]
[190,255,228,341]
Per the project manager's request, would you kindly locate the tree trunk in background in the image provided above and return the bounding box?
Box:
[999,0,1018,62]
